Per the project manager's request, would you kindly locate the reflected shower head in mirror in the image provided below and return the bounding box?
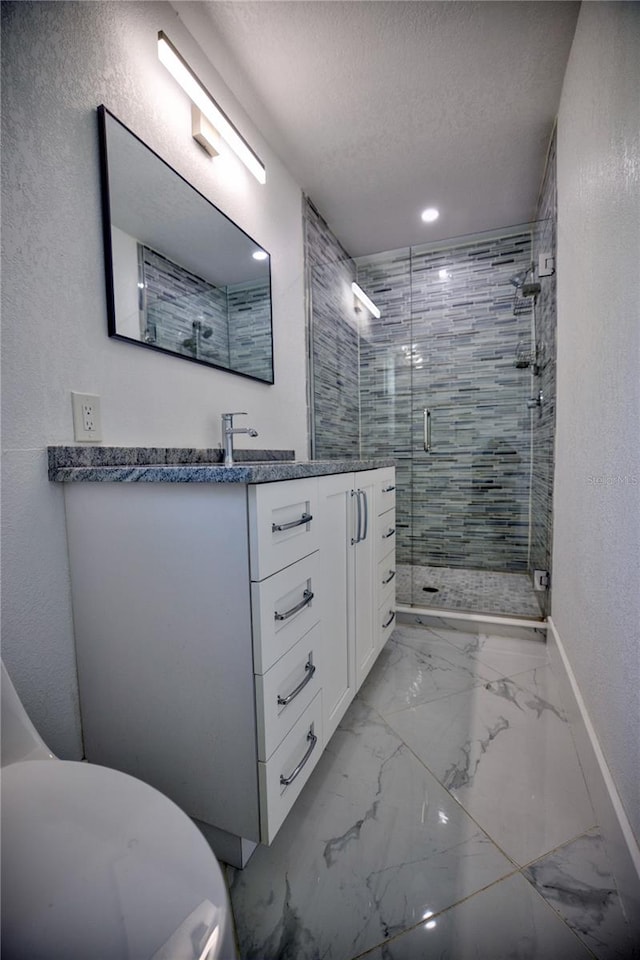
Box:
[508,268,531,288]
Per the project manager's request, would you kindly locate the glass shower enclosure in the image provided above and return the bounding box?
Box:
[307,218,556,622]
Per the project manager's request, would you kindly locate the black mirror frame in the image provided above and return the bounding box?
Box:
[97,105,275,384]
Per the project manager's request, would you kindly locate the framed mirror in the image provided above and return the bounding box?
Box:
[97,106,274,383]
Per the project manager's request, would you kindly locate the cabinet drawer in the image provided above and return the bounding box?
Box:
[258,691,323,844]
[377,596,397,651]
[376,468,396,516]
[248,479,319,581]
[255,623,322,762]
[251,552,320,674]
[377,508,396,559]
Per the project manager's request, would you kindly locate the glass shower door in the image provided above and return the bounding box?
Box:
[407,230,542,618]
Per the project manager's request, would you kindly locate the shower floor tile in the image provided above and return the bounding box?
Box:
[397,563,543,618]
[227,622,635,960]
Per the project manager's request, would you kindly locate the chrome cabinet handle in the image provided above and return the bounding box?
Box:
[351,489,362,545]
[272,512,312,533]
[359,489,368,542]
[279,726,318,786]
[277,660,316,706]
[382,484,396,493]
[423,408,431,453]
[274,588,314,621]
[382,527,396,539]
[382,569,396,585]
[382,610,396,629]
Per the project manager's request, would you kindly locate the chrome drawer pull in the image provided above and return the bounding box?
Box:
[272,512,312,533]
[279,727,318,786]
[382,569,396,585]
[382,610,396,629]
[274,588,314,621]
[277,660,316,707]
[382,527,396,539]
[382,484,396,493]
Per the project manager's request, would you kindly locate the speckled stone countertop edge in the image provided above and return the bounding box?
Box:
[47,448,395,483]
[47,446,295,470]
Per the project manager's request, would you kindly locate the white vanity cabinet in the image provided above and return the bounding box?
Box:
[62,465,394,863]
[316,467,396,742]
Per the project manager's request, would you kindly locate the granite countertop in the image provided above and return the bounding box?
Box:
[48,447,395,484]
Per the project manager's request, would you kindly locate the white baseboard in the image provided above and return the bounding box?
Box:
[547,617,640,927]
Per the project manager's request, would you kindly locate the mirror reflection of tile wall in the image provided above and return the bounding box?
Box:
[140,244,272,381]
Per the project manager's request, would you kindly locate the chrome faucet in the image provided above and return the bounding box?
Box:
[221,412,258,467]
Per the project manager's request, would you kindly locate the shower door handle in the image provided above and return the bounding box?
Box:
[423,408,432,453]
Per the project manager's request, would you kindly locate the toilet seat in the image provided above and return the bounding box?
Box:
[1,759,233,960]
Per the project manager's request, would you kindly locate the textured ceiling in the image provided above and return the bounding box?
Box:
[175,1,580,257]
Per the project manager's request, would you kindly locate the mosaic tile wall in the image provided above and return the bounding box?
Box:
[140,246,273,381]
[530,131,558,616]
[357,234,535,572]
[305,197,557,586]
[141,246,230,367]
[228,278,273,382]
[304,198,360,459]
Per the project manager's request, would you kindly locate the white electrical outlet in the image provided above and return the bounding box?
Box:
[71,392,102,442]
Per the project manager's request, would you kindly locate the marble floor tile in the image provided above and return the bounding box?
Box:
[229,700,513,960]
[523,829,640,960]
[361,872,594,960]
[358,625,501,717]
[428,623,550,679]
[228,621,632,960]
[385,667,596,865]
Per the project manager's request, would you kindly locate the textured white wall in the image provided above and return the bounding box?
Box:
[1,1,307,756]
[554,3,640,840]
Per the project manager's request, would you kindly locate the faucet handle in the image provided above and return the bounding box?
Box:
[222,411,248,419]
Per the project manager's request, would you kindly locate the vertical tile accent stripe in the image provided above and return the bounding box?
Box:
[304,198,360,459]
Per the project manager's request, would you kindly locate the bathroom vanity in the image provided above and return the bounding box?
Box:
[50,449,395,867]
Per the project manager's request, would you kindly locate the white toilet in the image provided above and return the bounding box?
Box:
[1,662,238,960]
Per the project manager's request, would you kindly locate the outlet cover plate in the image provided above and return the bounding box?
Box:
[71,392,102,442]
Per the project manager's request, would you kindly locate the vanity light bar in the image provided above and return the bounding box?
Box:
[352,282,381,319]
[158,31,266,185]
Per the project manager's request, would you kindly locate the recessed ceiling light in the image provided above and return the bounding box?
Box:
[421,207,439,223]
[252,250,268,261]
[438,269,450,280]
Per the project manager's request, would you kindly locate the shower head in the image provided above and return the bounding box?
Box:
[508,268,530,289]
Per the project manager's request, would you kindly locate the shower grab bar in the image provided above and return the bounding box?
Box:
[423,408,432,453]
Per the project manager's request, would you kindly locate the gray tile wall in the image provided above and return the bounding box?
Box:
[141,245,230,366]
[306,199,556,580]
[304,198,360,459]
[228,278,273,382]
[357,234,535,571]
[141,245,273,381]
